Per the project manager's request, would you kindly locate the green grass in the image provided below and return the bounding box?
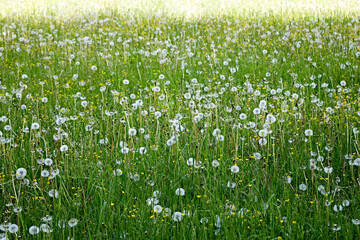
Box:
[0,0,360,239]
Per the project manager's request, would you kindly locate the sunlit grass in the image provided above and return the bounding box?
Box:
[1,0,360,19]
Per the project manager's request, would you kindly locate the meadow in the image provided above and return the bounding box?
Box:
[0,0,360,239]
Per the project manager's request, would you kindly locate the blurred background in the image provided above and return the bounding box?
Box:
[1,0,360,19]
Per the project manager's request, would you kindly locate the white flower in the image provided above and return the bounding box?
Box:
[146,197,159,206]
[266,114,276,124]
[227,181,236,188]
[153,205,162,213]
[212,129,221,137]
[258,129,267,137]
[239,113,247,120]
[352,219,360,225]
[194,160,202,169]
[215,215,222,228]
[326,107,334,114]
[60,145,68,152]
[299,183,307,191]
[254,152,262,160]
[342,200,350,207]
[49,189,59,198]
[333,224,341,231]
[212,160,220,167]
[184,93,191,99]
[44,158,53,166]
[216,135,224,141]
[41,170,50,178]
[304,129,313,136]
[0,223,9,232]
[81,101,88,107]
[113,169,123,176]
[187,158,194,166]
[16,168,27,179]
[139,147,147,155]
[91,65,97,71]
[68,219,78,227]
[14,207,22,213]
[230,165,239,173]
[31,123,40,130]
[317,156,324,162]
[172,212,183,222]
[324,166,333,174]
[318,185,326,195]
[121,147,129,154]
[123,79,129,85]
[351,158,360,166]
[40,224,52,233]
[152,86,160,92]
[154,111,161,118]
[332,224,341,231]
[42,215,52,222]
[8,224,19,233]
[285,176,292,184]
[29,226,40,235]
[259,138,267,146]
[333,204,343,212]
[175,188,185,196]
[153,191,161,198]
[128,128,137,136]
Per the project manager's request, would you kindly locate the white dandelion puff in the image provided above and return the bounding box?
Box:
[113,169,123,176]
[8,224,19,233]
[60,145,68,152]
[305,129,313,136]
[16,168,27,179]
[172,212,183,222]
[31,122,40,130]
[230,165,239,173]
[29,226,40,235]
[128,128,137,136]
[68,219,78,227]
[153,205,162,213]
[299,183,307,191]
[175,188,185,196]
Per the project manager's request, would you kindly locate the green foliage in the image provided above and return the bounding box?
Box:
[0,1,360,239]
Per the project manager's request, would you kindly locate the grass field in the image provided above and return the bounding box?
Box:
[0,0,360,239]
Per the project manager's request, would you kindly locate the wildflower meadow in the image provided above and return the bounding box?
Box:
[0,0,360,239]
